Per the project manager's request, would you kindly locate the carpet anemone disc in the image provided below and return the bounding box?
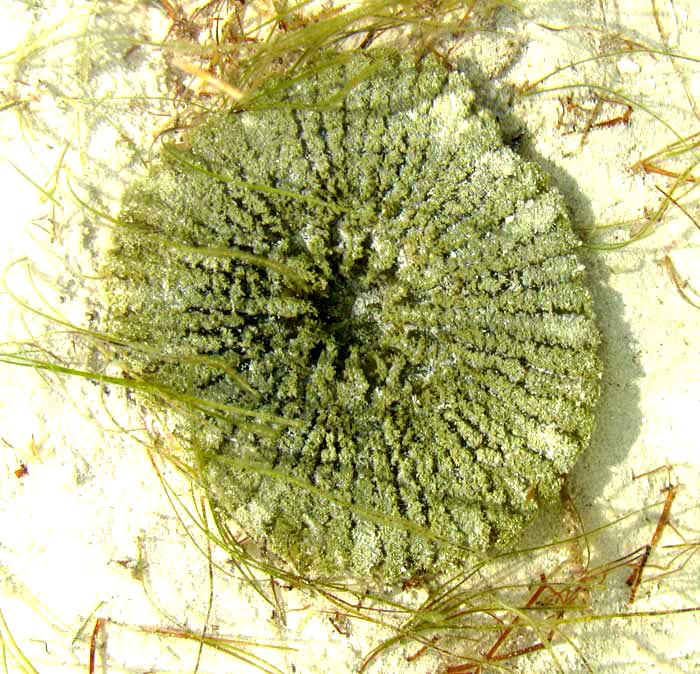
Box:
[103,49,602,582]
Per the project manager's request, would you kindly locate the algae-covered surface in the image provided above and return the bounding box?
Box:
[103,49,600,582]
[1,1,699,672]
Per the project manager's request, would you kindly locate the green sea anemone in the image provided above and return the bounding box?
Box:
[103,49,601,582]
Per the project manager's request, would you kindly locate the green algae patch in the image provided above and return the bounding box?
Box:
[102,50,601,582]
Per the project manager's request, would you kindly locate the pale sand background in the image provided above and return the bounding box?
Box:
[1,1,699,672]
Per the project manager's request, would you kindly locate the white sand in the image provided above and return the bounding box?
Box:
[1,1,699,672]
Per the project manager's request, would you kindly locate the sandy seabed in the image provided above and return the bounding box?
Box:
[1,1,699,672]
